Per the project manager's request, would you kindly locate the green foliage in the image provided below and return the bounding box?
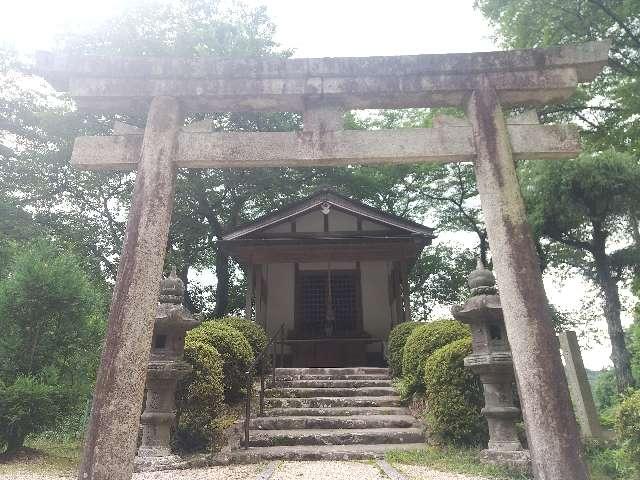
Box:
[520,150,640,391]
[219,316,268,375]
[592,368,621,430]
[617,390,640,477]
[0,240,106,451]
[477,0,640,394]
[402,319,470,396]
[218,316,268,360]
[0,376,69,454]
[410,244,477,320]
[593,369,619,412]
[583,440,633,480]
[475,0,640,156]
[422,337,487,446]
[628,317,640,383]
[522,152,640,256]
[175,338,225,453]
[0,240,105,383]
[387,322,420,378]
[186,321,253,402]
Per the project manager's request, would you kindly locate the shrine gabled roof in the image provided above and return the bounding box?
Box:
[222,188,435,241]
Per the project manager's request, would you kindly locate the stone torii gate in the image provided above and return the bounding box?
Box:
[36,41,609,480]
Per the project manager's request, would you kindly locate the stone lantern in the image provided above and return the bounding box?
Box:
[135,267,200,471]
[452,260,529,468]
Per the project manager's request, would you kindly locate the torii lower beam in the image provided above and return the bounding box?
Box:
[70,123,580,170]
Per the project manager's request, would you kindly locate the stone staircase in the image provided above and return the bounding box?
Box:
[230,367,425,462]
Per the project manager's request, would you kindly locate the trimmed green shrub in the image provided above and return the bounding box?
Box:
[175,338,225,453]
[617,389,640,476]
[0,376,69,454]
[186,321,253,402]
[422,337,487,446]
[219,316,268,371]
[402,319,470,395]
[387,322,420,378]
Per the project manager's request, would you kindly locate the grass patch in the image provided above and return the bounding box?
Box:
[583,440,634,480]
[0,437,81,475]
[385,446,530,479]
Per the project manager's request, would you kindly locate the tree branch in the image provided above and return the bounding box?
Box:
[587,0,640,49]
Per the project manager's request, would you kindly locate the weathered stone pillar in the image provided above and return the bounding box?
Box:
[453,260,529,469]
[465,86,588,479]
[79,96,183,480]
[135,268,200,471]
[559,331,605,440]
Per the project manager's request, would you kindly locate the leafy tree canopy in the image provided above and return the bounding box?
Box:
[476,0,640,155]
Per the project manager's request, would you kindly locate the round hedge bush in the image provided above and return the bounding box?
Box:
[617,389,640,474]
[175,338,225,452]
[422,337,487,446]
[186,321,254,403]
[387,322,420,378]
[402,319,470,395]
[219,316,268,367]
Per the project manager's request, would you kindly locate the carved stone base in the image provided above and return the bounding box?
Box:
[480,449,531,473]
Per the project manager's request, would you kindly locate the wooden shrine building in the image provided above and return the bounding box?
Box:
[221,188,435,367]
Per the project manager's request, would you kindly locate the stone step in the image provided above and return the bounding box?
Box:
[275,367,389,376]
[247,427,424,447]
[266,396,402,408]
[267,387,397,398]
[273,379,392,388]
[249,415,419,430]
[224,443,426,462]
[266,406,411,417]
[275,374,390,381]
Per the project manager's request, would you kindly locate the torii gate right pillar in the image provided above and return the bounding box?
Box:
[466,86,588,479]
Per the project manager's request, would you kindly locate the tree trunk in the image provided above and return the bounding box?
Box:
[5,431,26,455]
[479,232,489,267]
[213,247,230,318]
[177,264,197,313]
[592,234,636,392]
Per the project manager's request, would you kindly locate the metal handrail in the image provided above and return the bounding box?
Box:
[244,322,286,449]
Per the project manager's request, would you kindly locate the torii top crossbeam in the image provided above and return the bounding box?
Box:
[36,41,608,113]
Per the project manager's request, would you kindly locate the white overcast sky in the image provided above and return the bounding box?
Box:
[1,0,627,370]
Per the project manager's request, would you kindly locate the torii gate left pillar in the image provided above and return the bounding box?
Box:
[78,96,183,480]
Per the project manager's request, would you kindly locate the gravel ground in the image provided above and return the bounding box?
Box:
[0,461,491,480]
[0,464,263,480]
[272,461,386,480]
[394,464,490,480]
